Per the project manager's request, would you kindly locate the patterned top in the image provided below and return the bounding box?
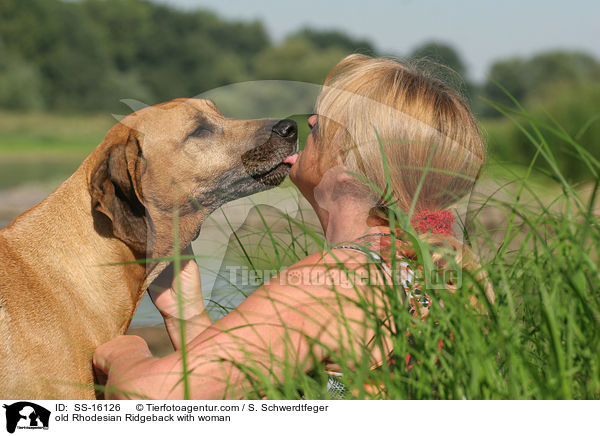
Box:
[335,232,432,317]
[326,232,432,398]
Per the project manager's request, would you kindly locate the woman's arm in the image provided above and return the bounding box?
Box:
[148,247,212,349]
[95,249,381,399]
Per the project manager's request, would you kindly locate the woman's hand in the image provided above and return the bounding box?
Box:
[93,335,156,399]
[148,246,212,349]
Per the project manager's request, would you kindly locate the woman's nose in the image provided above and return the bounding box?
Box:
[308,115,317,129]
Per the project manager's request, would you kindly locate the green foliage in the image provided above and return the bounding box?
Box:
[0,45,44,110]
[289,28,376,54]
[463,102,600,399]
[1,0,115,110]
[408,41,478,112]
[482,51,600,118]
[0,0,272,111]
[253,38,348,84]
[410,41,467,77]
[252,28,378,84]
[0,0,380,112]
[483,79,600,182]
[0,0,384,111]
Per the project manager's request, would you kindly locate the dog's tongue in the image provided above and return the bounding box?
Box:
[283,153,298,165]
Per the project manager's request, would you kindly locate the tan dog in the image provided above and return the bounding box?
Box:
[0,98,298,399]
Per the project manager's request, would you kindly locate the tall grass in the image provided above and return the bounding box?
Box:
[198,100,599,400]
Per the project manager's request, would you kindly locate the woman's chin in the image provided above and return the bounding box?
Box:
[289,168,311,199]
[288,165,297,185]
[288,155,300,185]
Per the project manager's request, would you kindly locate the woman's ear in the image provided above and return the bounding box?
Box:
[335,165,355,184]
[331,164,373,201]
[90,126,149,254]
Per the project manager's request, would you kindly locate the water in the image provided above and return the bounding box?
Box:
[130,293,163,327]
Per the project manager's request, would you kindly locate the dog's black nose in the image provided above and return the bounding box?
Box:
[272,119,298,139]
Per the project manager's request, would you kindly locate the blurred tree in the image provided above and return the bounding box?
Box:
[525,80,599,181]
[484,78,600,182]
[410,41,466,77]
[409,41,476,107]
[483,57,528,109]
[252,28,378,84]
[81,0,154,72]
[482,51,600,118]
[0,0,271,111]
[0,41,44,110]
[0,0,116,110]
[85,1,269,103]
[252,37,348,84]
[289,28,376,54]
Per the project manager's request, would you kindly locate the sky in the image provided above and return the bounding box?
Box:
[152,0,600,81]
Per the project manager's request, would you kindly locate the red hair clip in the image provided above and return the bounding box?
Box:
[411,210,455,236]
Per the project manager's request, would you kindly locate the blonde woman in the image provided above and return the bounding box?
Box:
[94,54,493,399]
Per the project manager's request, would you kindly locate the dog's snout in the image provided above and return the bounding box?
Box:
[272,119,298,140]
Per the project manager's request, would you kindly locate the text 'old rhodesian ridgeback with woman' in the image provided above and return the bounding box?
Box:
[0,98,298,399]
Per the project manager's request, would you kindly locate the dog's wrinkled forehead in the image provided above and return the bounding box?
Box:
[117,98,220,137]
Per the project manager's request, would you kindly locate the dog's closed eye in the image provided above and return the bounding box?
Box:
[187,113,216,139]
[190,123,213,138]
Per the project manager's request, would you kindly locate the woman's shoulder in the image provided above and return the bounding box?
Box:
[280,232,396,280]
[259,246,381,297]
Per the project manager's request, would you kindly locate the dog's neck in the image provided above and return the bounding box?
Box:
[4,166,150,342]
[4,157,210,349]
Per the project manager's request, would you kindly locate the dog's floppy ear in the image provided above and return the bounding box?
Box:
[90,125,149,254]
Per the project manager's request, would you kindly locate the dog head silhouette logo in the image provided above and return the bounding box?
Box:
[3,402,50,433]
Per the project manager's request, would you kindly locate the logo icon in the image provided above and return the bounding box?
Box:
[3,402,50,434]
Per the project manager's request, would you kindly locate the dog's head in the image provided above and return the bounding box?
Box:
[88,98,297,262]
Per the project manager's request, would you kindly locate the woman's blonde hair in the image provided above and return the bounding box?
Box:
[316,54,494,303]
